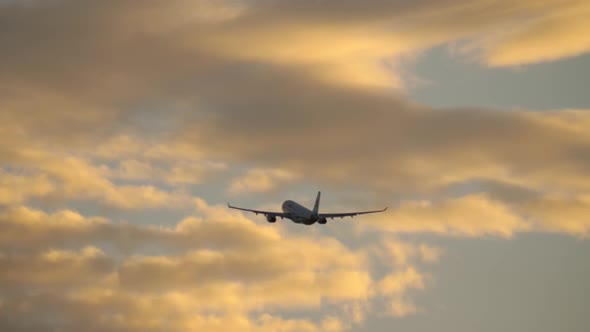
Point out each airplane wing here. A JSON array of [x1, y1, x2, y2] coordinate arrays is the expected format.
[[319, 207, 388, 219], [227, 203, 290, 218]]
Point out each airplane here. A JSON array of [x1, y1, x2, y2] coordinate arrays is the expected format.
[[227, 191, 387, 225]]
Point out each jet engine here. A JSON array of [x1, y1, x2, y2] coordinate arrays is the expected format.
[[266, 215, 277, 223], [318, 218, 327, 225]]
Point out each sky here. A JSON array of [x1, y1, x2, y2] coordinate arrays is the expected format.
[[1, 1, 590, 331]]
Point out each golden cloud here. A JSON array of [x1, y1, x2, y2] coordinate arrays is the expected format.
[[371, 238, 443, 268], [0, 0, 587, 258], [0, 201, 430, 331], [363, 194, 532, 237], [229, 168, 300, 195], [1, 0, 589, 202], [0, 171, 54, 205], [473, 1, 590, 66], [0, 247, 113, 289], [1, 1, 589, 330], [363, 192, 590, 237], [518, 194, 590, 236]]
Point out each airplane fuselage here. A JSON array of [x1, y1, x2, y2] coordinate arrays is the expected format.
[[281, 200, 322, 225]]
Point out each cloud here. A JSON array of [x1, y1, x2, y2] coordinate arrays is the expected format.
[[1, 0, 588, 129], [0, 0, 587, 246], [198, 0, 590, 76], [468, 1, 590, 66], [0, 247, 113, 290], [419, 244, 442, 263], [0, 201, 430, 331], [0, 133, 218, 208], [111, 159, 227, 185], [371, 238, 442, 267], [377, 267, 426, 317], [0, 203, 282, 253], [378, 267, 425, 296], [229, 168, 299, 195], [363, 192, 590, 237], [28, 156, 190, 209], [0, 1, 589, 330], [174, 64, 590, 197], [2, 0, 589, 204], [517, 194, 590, 236], [363, 194, 532, 237], [0, 171, 54, 205]]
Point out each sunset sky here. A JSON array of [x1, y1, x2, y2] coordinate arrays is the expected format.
[[1, 1, 590, 331]]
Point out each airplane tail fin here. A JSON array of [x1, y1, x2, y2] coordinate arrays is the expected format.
[[312, 191, 321, 215]]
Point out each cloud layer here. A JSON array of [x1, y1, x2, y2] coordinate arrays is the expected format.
[[0, 202, 435, 331], [1, 0, 589, 331]]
